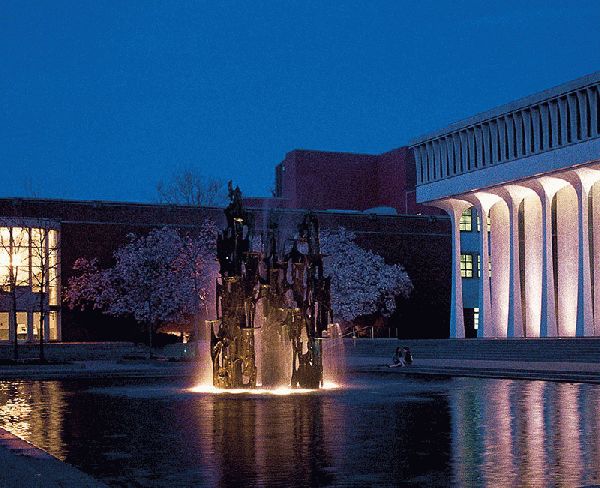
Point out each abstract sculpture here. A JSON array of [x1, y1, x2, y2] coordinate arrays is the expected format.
[[209, 183, 333, 389]]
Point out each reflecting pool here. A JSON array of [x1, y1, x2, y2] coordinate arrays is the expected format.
[[1, 374, 600, 486]]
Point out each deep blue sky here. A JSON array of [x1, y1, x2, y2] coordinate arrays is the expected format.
[[2, 1, 599, 202]]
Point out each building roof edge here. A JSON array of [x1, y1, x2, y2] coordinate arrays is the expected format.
[[408, 71, 600, 146]]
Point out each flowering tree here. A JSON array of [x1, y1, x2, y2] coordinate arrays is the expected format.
[[65, 223, 216, 347], [320, 227, 413, 324], [176, 220, 219, 339]]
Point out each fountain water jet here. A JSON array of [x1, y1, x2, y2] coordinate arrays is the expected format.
[[206, 183, 343, 390]]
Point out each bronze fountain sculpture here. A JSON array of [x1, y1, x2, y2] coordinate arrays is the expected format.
[[209, 183, 333, 389]]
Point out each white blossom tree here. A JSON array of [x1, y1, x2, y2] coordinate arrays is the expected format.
[[320, 227, 412, 324], [175, 220, 218, 340], [65, 223, 216, 347]]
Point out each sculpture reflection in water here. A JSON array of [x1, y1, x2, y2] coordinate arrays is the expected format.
[[196, 394, 341, 486], [209, 183, 338, 389]]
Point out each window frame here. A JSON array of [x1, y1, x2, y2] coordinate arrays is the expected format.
[[459, 208, 472, 232], [460, 253, 474, 278]]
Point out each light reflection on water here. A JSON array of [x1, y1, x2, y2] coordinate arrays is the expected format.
[[0, 380, 67, 459], [449, 379, 600, 487], [0, 376, 600, 486]]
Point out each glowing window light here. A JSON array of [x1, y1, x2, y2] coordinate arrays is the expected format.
[[0, 251, 22, 267], [477, 255, 491, 278], [459, 208, 472, 231], [460, 254, 473, 278]]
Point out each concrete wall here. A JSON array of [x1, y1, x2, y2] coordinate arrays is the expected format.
[[0, 342, 147, 361]]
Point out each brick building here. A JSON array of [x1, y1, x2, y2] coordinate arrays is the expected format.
[[0, 197, 451, 343], [246, 148, 442, 215]]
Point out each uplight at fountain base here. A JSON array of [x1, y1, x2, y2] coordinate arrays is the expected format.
[[188, 381, 341, 396]]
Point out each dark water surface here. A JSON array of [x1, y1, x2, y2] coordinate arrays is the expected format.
[[1, 373, 600, 487]]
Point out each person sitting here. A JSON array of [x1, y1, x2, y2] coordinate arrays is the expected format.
[[391, 346, 405, 367], [402, 347, 413, 365]]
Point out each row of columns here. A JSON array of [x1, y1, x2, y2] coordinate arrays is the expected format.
[[5, 310, 58, 343], [436, 165, 600, 338]]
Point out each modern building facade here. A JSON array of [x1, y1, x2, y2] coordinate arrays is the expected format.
[[410, 72, 600, 338], [0, 218, 61, 344]]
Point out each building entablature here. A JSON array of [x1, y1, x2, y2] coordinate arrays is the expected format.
[[410, 72, 600, 203]]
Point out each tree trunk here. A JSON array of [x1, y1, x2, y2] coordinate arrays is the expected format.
[[194, 313, 201, 360], [39, 290, 45, 362], [148, 322, 153, 352], [11, 288, 18, 361]]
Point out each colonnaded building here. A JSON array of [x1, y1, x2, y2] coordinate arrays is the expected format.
[[410, 71, 600, 339]]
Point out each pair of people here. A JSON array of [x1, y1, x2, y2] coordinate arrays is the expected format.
[[391, 346, 412, 367]]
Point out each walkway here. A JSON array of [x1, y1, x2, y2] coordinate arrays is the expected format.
[[0, 428, 106, 488], [346, 338, 600, 383]]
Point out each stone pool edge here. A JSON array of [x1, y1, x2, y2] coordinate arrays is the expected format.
[[351, 357, 600, 384], [2, 357, 600, 384], [0, 427, 107, 487], [0, 360, 197, 380]]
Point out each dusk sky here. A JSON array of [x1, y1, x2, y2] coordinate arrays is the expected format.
[[2, 1, 599, 202]]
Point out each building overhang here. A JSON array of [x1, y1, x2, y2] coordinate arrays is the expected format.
[[417, 138, 600, 203]]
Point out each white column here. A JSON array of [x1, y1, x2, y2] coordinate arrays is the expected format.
[[576, 181, 593, 336], [507, 192, 523, 337], [523, 177, 566, 337], [593, 183, 600, 335], [522, 194, 543, 337], [464, 193, 501, 337], [560, 169, 600, 336], [539, 190, 556, 336], [434, 199, 471, 338], [490, 186, 527, 337], [477, 204, 491, 337], [489, 201, 510, 337]]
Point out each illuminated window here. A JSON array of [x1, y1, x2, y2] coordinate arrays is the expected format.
[[460, 254, 474, 278], [473, 307, 480, 330], [33, 312, 43, 340], [49, 312, 58, 341], [0, 313, 8, 341], [0, 222, 60, 341], [16, 312, 27, 342], [477, 215, 491, 232], [14, 245, 30, 286], [459, 208, 472, 231], [49, 230, 59, 305], [0, 247, 9, 290], [477, 255, 492, 277]]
